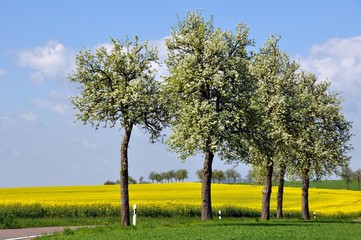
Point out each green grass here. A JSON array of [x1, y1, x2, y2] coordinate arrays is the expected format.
[[240, 179, 361, 191], [38, 217, 361, 240], [281, 180, 360, 191]]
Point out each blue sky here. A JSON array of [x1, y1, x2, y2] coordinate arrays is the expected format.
[[1, 0, 360, 187]]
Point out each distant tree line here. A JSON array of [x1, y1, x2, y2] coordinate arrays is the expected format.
[[104, 176, 145, 185], [148, 169, 188, 183], [104, 169, 191, 185], [196, 168, 241, 184]]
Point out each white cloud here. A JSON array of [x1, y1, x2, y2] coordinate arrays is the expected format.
[[31, 99, 51, 108], [148, 37, 169, 80], [51, 104, 68, 114], [73, 139, 99, 151], [0, 68, 5, 78], [299, 36, 361, 97], [30, 95, 69, 115], [93, 42, 114, 54], [81, 140, 98, 150], [17, 40, 75, 85], [0, 116, 16, 124], [0, 116, 16, 130], [11, 150, 22, 156], [299, 36, 361, 170], [149, 37, 168, 59], [21, 112, 38, 123]]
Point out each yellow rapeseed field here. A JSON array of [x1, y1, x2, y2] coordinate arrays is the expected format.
[[0, 183, 360, 218]]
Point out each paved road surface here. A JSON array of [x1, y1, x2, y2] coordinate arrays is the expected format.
[[0, 226, 81, 240]]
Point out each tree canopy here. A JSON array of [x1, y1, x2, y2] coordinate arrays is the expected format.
[[69, 36, 166, 226], [70, 37, 165, 139], [164, 11, 254, 220]]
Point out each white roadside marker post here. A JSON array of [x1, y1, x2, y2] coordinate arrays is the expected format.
[[219, 210, 222, 219], [313, 211, 316, 219], [133, 204, 137, 226]]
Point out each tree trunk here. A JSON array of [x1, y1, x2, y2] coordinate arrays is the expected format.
[[120, 128, 132, 226], [302, 168, 310, 220], [262, 159, 273, 220], [277, 165, 286, 219], [202, 149, 214, 221]]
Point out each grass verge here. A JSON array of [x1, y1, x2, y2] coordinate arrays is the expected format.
[[38, 217, 361, 240]]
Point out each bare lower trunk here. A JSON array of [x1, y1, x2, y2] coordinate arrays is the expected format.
[[302, 168, 310, 220], [201, 149, 214, 221], [120, 128, 132, 226], [262, 159, 273, 220], [277, 166, 286, 219]]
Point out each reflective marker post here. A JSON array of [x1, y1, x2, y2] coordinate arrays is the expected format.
[[218, 210, 222, 219], [133, 204, 137, 226]]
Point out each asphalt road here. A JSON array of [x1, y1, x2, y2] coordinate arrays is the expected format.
[[0, 226, 81, 240]]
